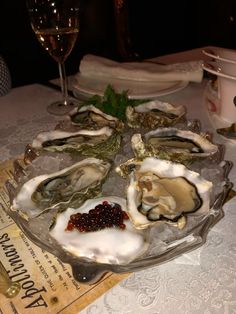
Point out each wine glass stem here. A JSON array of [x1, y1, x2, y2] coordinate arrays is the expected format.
[[0, 261, 21, 298], [58, 62, 68, 106]]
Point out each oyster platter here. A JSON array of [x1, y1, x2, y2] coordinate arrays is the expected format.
[[5, 86, 232, 284]]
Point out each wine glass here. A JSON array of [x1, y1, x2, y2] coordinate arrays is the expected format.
[[26, 0, 80, 115]]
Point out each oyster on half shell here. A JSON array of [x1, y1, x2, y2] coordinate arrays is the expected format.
[[131, 128, 218, 164], [11, 157, 111, 219], [31, 126, 122, 159], [126, 100, 186, 129], [50, 196, 149, 265], [68, 105, 124, 131], [116, 157, 212, 229]]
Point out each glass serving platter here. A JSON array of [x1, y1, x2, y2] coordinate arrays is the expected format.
[[4, 120, 233, 284]]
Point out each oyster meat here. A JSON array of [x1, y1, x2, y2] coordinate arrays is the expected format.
[[31, 126, 122, 159], [67, 105, 124, 131], [126, 100, 186, 129], [117, 157, 212, 229], [50, 196, 149, 264], [12, 158, 111, 219], [131, 128, 218, 164]]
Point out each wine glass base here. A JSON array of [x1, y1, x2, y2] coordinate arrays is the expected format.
[[47, 99, 80, 116]]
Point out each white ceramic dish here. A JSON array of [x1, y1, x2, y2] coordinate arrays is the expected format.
[[203, 61, 236, 81], [72, 74, 189, 99], [202, 47, 236, 64]]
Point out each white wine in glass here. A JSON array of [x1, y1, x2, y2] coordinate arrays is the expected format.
[[26, 0, 80, 115]]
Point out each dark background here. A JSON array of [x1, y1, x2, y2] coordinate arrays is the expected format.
[[1, 0, 236, 88]]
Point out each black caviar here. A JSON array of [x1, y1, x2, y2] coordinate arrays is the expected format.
[[66, 201, 129, 232]]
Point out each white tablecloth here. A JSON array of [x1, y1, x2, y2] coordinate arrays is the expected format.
[[1, 49, 236, 314]]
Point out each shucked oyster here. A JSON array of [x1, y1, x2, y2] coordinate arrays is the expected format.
[[126, 100, 186, 129], [12, 157, 111, 219], [50, 196, 149, 264], [131, 128, 218, 164], [116, 157, 212, 229], [67, 105, 124, 131], [31, 126, 121, 159]]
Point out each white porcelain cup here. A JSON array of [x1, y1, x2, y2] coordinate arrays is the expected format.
[[215, 47, 236, 62], [217, 76, 236, 123], [217, 59, 236, 77], [203, 46, 236, 63], [203, 46, 236, 77]]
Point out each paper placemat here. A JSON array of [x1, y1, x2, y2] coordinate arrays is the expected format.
[[0, 160, 129, 314]]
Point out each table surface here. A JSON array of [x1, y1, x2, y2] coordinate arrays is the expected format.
[[1, 48, 236, 314]]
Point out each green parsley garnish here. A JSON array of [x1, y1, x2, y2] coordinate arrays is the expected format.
[[82, 85, 148, 121]]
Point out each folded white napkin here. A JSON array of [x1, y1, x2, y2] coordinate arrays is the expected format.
[[79, 54, 203, 83]]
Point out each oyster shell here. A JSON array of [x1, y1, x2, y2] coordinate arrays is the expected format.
[[131, 128, 218, 164], [126, 100, 186, 129], [50, 196, 149, 264], [11, 158, 111, 219], [68, 105, 124, 131], [117, 157, 212, 229], [216, 122, 236, 139], [31, 126, 122, 159]]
